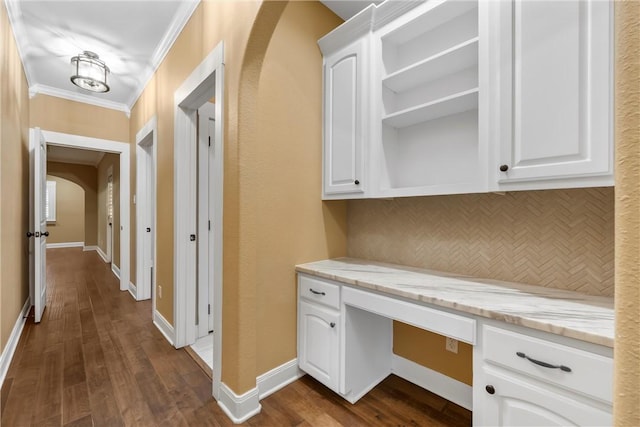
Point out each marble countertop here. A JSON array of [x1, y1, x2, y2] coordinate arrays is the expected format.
[[296, 258, 614, 347]]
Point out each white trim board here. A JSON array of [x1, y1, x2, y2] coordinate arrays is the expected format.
[[257, 359, 304, 400], [128, 281, 137, 300], [0, 299, 30, 388], [391, 354, 473, 411], [218, 383, 261, 425], [96, 246, 108, 263], [83, 245, 98, 252], [111, 263, 121, 280], [46, 241, 83, 249], [153, 311, 175, 346], [41, 130, 130, 293]]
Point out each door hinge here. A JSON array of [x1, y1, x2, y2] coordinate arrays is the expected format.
[[208, 304, 211, 315], [208, 136, 211, 147], [208, 220, 211, 231]]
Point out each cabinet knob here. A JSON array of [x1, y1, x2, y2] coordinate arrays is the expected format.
[[354, 179, 360, 185], [499, 165, 509, 172], [485, 385, 495, 395], [42, 231, 50, 237], [330, 322, 336, 328]]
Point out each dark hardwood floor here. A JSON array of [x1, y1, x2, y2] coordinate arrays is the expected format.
[[1, 248, 471, 426]]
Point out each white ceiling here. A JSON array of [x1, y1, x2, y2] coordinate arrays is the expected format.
[[5, 0, 199, 115], [320, 0, 381, 21], [48, 145, 105, 167], [6, 0, 372, 116]]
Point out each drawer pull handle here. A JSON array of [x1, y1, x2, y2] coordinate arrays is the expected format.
[[309, 288, 326, 296], [516, 352, 572, 372]]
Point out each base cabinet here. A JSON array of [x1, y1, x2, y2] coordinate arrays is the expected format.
[[298, 300, 340, 392], [479, 368, 612, 426]]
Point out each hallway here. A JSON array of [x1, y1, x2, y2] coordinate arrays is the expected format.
[[0, 248, 225, 426]]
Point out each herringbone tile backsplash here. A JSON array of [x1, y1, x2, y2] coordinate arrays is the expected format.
[[348, 188, 614, 297]]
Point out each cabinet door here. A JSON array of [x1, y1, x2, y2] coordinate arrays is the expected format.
[[479, 368, 611, 426], [323, 39, 367, 197], [493, 0, 612, 185], [298, 301, 340, 391]]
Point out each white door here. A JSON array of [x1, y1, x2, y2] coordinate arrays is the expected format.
[[493, 0, 612, 183], [480, 368, 611, 426], [106, 168, 114, 263], [29, 128, 48, 323], [197, 102, 215, 338], [136, 139, 155, 301], [323, 39, 367, 196], [298, 301, 340, 392]]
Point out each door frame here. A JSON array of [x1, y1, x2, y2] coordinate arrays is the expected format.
[[41, 130, 131, 292], [135, 116, 158, 303], [174, 41, 224, 400]]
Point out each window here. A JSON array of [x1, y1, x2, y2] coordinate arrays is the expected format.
[[107, 176, 113, 221], [46, 180, 57, 222]]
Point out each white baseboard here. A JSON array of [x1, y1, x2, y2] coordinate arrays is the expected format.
[[46, 241, 83, 249], [0, 299, 30, 388], [218, 383, 261, 424], [257, 358, 304, 400], [153, 310, 175, 346], [96, 246, 108, 263], [391, 354, 473, 411], [83, 245, 98, 252], [111, 263, 121, 280], [128, 281, 137, 300]]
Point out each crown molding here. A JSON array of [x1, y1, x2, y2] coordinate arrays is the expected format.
[[126, 0, 200, 110], [4, 0, 35, 87], [318, 4, 375, 55], [30, 84, 131, 116]]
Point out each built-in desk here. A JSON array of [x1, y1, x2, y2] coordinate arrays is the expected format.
[[296, 258, 614, 426]]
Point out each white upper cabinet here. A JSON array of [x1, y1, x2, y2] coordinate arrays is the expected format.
[[373, 0, 488, 197], [318, 0, 613, 199], [490, 0, 613, 190], [322, 39, 368, 198]]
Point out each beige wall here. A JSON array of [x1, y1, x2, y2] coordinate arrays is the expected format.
[[254, 1, 346, 375], [97, 154, 120, 267], [614, 2, 640, 424], [30, 94, 129, 142], [0, 2, 30, 352], [45, 176, 85, 244], [130, 0, 346, 392], [47, 162, 98, 246]]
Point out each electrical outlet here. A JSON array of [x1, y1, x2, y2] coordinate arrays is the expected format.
[[158, 285, 162, 299], [445, 337, 458, 354]]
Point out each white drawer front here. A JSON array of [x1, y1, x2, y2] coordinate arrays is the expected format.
[[299, 274, 340, 310], [483, 325, 612, 404], [343, 286, 476, 344]]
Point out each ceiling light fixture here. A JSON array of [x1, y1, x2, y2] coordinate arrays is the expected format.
[[70, 51, 110, 93]]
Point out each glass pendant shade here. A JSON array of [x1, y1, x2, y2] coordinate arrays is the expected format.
[[70, 51, 110, 93]]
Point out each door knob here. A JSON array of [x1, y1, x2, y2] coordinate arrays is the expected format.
[[330, 322, 336, 328], [499, 165, 509, 172], [354, 179, 360, 185], [485, 385, 495, 395], [42, 231, 50, 237], [26, 231, 34, 238]]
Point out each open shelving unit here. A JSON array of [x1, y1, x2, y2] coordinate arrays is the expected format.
[[376, 0, 481, 196]]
